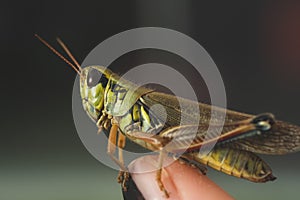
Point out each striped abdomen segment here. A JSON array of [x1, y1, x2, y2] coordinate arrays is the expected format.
[[184, 147, 276, 182]]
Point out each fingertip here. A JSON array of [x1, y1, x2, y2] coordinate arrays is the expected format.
[[126, 155, 234, 200], [165, 161, 234, 200]]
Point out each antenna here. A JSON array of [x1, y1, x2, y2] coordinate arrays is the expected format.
[[35, 34, 81, 75]]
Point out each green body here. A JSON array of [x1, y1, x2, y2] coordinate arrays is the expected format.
[[80, 65, 300, 183]]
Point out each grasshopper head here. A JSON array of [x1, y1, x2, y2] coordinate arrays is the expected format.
[[80, 66, 112, 122]]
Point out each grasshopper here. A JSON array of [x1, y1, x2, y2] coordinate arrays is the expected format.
[[36, 35, 300, 198]]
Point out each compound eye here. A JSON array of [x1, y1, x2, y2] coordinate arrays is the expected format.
[[87, 68, 103, 88]]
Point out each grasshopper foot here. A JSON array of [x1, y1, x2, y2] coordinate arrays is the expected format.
[[118, 171, 130, 191]]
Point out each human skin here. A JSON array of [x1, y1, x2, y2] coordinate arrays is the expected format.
[[127, 155, 234, 200]]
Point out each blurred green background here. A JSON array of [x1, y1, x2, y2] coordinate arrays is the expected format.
[[1, 0, 300, 199]]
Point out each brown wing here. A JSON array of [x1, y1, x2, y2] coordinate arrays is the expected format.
[[140, 91, 300, 155], [226, 120, 300, 154], [141, 91, 252, 126]]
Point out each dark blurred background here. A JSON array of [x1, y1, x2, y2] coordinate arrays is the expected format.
[[1, 0, 300, 199]]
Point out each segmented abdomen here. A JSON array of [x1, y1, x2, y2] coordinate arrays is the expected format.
[[184, 147, 276, 182]]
